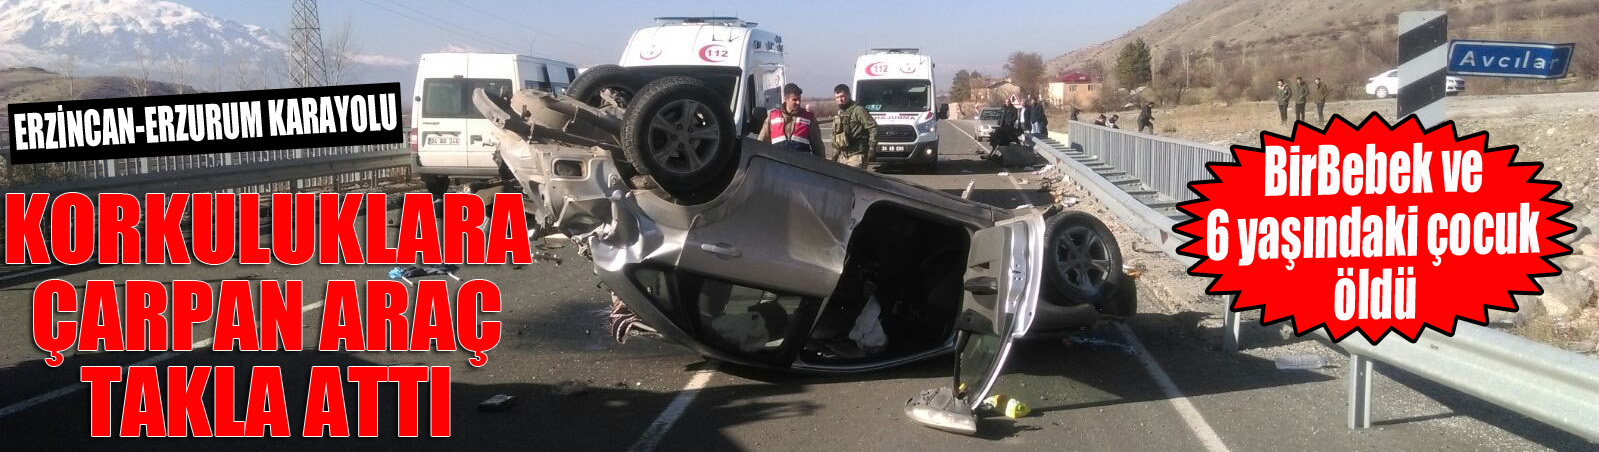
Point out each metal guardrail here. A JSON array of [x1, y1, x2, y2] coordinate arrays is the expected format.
[[1067, 121, 1232, 204], [1039, 121, 1599, 443], [1320, 324, 1599, 441]]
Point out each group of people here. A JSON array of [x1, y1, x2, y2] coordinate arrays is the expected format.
[[989, 95, 1049, 147], [1082, 101, 1156, 134], [1276, 76, 1330, 125], [756, 83, 879, 169]]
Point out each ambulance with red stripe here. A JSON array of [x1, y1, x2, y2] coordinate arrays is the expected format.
[[853, 48, 947, 173], [613, 17, 788, 137]]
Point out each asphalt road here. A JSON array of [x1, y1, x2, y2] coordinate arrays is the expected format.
[[0, 120, 1591, 451]]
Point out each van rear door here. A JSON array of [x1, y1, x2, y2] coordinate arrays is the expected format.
[[417, 76, 513, 171]]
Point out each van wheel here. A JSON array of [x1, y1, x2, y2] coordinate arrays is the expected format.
[[566, 64, 645, 111], [1042, 211, 1130, 316], [621, 76, 739, 197]]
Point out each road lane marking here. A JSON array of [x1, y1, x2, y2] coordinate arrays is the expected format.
[[627, 369, 716, 452], [0, 300, 326, 419], [1116, 323, 1231, 452]]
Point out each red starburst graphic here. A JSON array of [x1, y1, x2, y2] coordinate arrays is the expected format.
[[1174, 114, 1573, 343]]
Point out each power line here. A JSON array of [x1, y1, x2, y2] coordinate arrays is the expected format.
[[349, 0, 521, 52], [436, 0, 603, 53], [374, 0, 525, 51]]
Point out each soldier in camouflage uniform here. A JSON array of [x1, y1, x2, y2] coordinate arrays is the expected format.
[[831, 84, 878, 169]]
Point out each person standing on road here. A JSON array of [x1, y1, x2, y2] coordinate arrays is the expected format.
[[831, 84, 878, 169], [992, 97, 1022, 146], [1028, 96, 1048, 136], [1107, 114, 1121, 129], [758, 83, 826, 158], [1276, 79, 1291, 125], [1092, 114, 1106, 126], [1314, 77, 1329, 123], [1137, 101, 1156, 134], [1069, 104, 1081, 122], [1294, 76, 1309, 122]]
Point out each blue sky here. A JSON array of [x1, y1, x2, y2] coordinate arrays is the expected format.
[[185, 0, 1185, 91]]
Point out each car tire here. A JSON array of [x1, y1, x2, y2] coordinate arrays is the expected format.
[[1375, 86, 1389, 99], [1041, 211, 1130, 316], [620, 76, 739, 198], [566, 64, 646, 111]]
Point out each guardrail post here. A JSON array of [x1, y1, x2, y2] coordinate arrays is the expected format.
[[1222, 298, 1241, 353], [1348, 354, 1374, 429]]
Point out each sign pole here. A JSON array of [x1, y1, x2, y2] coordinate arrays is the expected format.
[[1398, 11, 1448, 127]]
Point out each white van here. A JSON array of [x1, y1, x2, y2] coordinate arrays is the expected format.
[[602, 17, 786, 136], [853, 48, 946, 173], [410, 53, 578, 195]]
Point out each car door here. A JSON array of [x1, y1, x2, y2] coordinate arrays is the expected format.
[[907, 212, 1045, 435], [955, 212, 1045, 392]]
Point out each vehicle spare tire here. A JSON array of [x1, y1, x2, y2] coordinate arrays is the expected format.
[[565, 64, 645, 111], [1041, 210, 1132, 316], [620, 76, 739, 198]]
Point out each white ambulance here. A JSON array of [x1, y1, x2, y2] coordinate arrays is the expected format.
[[852, 48, 947, 173], [409, 53, 578, 196], [588, 17, 787, 137]]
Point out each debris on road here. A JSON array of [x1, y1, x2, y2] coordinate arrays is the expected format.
[[388, 264, 463, 285], [980, 394, 1032, 419], [1060, 197, 1080, 207], [553, 380, 589, 396], [534, 250, 563, 265], [1274, 354, 1334, 370], [1018, 178, 1030, 185], [478, 394, 519, 412], [1063, 333, 1138, 355], [998, 171, 1010, 176], [1123, 264, 1145, 279]]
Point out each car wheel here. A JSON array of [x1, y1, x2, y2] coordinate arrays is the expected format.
[[1042, 211, 1130, 316], [621, 76, 739, 198], [1375, 86, 1389, 99], [566, 64, 645, 111]]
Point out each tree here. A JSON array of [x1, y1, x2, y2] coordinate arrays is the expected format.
[[1115, 38, 1153, 90], [324, 18, 363, 85], [1004, 52, 1045, 96], [51, 53, 83, 100], [125, 47, 155, 97], [950, 70, 971, 102], [162, 57, 193, 94]]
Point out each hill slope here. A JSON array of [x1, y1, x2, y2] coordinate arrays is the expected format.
[[1047, 0, 1598, 102]]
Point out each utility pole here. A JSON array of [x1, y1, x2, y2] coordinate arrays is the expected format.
[[289, 0, 328, 88]]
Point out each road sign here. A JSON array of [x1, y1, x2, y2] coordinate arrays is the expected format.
[[1448, 40, 1575, 79]]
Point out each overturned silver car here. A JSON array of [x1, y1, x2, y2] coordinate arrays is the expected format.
[[471, 69, 1132, 434]]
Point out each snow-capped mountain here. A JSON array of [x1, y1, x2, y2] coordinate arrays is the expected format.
[[0, 0, 287, 71]]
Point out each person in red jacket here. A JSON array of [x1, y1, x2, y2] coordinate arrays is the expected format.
[[758, 83, 826, 158]]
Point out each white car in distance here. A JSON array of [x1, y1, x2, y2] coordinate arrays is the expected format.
[[1365, 69, 1465, 99]]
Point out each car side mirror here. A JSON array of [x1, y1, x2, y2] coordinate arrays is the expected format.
[[746, 107, 768, 135], [936, 103, 949, 120]]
